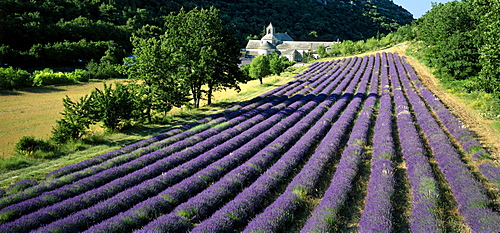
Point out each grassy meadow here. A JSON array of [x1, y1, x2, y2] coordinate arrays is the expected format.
[[0, 82, 110, 158]]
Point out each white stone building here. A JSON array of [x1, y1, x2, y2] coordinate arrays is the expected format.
[[244, 23, 333, 61]]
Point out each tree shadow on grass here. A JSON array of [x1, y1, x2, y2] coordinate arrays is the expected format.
[[0, 86, 67, 95], [20, 86, 67, 94]]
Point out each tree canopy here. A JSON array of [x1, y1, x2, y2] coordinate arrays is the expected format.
[[125, 7, 247, 110], [415, 0, 500, 95]]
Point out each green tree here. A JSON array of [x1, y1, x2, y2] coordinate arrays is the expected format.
[[417, 1, 479, 81], [125, 29, 190, 117], [316, 45, 329, 58], [162, 7, 245, 108], [249, 55, 270, 84], [90, 82, 140, 131], [127, 7, 244, 109], [269, 52, 287, 75]]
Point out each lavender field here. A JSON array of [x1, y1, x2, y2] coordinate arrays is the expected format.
[[0, 52, 499, 232]]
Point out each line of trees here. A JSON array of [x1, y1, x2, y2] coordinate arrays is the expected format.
[[415, 0, 500, 95]]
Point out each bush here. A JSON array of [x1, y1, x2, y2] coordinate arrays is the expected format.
[[0, 67, 32, 89], [69, 69, 90, 82], [86, 60, 126, 79], [15, 136, 55, 156], [90, 82, 141, 131], [32, 68, 76, 86]]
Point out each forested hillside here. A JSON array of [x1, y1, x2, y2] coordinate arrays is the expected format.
[[414, 0, 500, 110], [0, 0, 412, 68]]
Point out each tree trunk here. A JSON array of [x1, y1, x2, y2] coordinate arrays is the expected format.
[[207, 84, 213, 105]]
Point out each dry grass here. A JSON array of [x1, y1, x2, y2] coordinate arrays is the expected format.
[[0, 81, 111, 158]]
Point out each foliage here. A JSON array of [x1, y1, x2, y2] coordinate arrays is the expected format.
[[70, 69, 90, 82], [51, 82, 143, 141], [249, 55, 271, 84], [162, 7, 247, 108], [126, 7, 245, 109], [247, 52, 295, 84], [320, 25, 416, 58], [125, 31, 190, 115], [416, 1, 479, 81], [473, 0, 500, 93], [32, 68, 76, 86], [0, 67, 32, 89], [90, 83, 141, 131], [86, 60, 125, 80], [0, 0, 412, 68], [0, 156, 34, 171], [51, 94, 96, 143], [15, 136, 55, 156], [414, 0, 500, 101]]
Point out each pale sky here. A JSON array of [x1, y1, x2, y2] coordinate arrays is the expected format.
[[392, 0, 455, 18]]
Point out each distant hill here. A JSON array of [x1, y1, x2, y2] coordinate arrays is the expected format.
[[0, 0, 413, 68]]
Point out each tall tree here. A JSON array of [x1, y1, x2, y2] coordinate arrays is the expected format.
[[125, 26, 190, 121], [161, 7, 246, 108], [126, 7, 246, 109], [416, 1, 479, 81]]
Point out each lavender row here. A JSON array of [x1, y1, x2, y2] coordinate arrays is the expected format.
[[2, 58, 352, 233], [0, 72, 312, 211], [36, 89, 322, 233], [95, 62, 350, 232], [0, 92, 296, 223], [182, 57, 365, 232], [478, 162, 500, 190], [0, 56, 331, 212], [399, 56, 500, 190], [56, 57, 354, 231], [394, 53, 500, 232], [0, 67, 328, 225], [243, 55, 377, 232], [44, 63, 312, 180], [300, 54, 385, 232], [0, 72, 332, 231], [358, 52, 396, 232], [400, 56, 488, 158], [390, 53, 441, 231]]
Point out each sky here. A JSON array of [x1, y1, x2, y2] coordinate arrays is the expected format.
[[392, 0, 455, 18]]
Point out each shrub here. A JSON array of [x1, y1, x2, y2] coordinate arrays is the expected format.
[[69, 69, 90, 82], [0, 67, 32, 89], [15, 136, 55, 156], [32, 68, 76, 86], [90, 82, 141, 131], [86, 60, 126, 79], [51, 94, 97, 143]]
